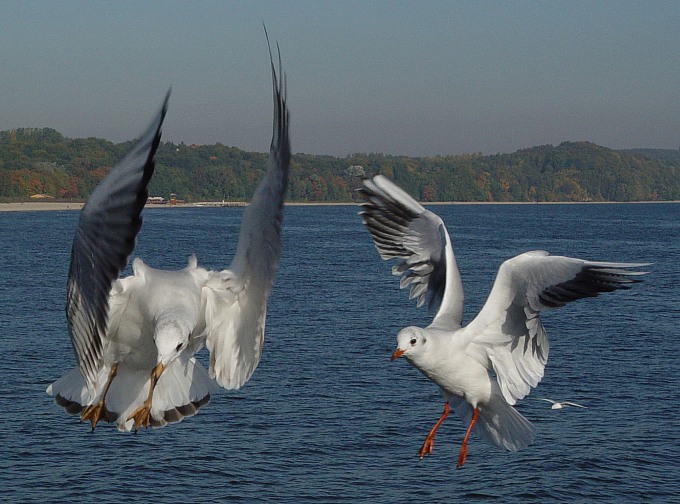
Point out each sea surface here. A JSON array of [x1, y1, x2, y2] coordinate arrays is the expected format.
[[1, 203, 678, 503]]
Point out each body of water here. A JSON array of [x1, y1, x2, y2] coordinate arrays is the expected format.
[[1, 203, 678, 502]]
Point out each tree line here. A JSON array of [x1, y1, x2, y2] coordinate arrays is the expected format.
[[2, 127, 679, 202]]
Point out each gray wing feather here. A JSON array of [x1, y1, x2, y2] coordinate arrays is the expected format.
[[66, 92, 169, 387], [358, 175, 464, 327], [205, 39, 290, 390], [230, 38, 290, 280], [466, 250, 650, 404]]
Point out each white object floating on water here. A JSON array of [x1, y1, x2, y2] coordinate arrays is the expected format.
[[47, 43, 290, 432], [358, 174, 650, 468], [538, 398, 588, 409]]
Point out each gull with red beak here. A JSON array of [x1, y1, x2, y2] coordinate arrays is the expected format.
[[359, 174, 649, 468]]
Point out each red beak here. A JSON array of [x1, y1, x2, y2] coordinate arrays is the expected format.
[[391, 348, 405, 361]]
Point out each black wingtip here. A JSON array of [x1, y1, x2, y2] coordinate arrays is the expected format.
[[263, 22, 271, 54], [138, 89, 170, 191], [263, 23, 280, 85], [263, 26, 290, 177], [162, 88, 171, 117], [154, 88, 171, 138]]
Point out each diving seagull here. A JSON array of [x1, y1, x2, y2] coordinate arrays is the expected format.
[[538, 398, 587, 409], [358, 174, 648, 468], [47, 44, 290, 432]]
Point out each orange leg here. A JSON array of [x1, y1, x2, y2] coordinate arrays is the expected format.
[[127, 362, 165, 431], [456, 407, 479, 469], [418, 402, 450, 460], [80, 363, 118, 431]]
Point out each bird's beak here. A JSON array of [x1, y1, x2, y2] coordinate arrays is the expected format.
[[152, 362, 166, 382], [391, 348, 405, 361]]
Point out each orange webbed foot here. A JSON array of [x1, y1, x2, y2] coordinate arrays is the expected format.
[[80, 402, 107, 431], [127, 401, 153, 431], [418, 435, 435, 460]]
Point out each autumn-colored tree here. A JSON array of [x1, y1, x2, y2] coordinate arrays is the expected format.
[[2, 128, 680, 202]]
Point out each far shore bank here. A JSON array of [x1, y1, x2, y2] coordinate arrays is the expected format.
[[1, 200, 679, 212]]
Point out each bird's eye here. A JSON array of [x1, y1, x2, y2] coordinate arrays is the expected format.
[[410, 338, 417, 346], [176, 342, 184, 352]]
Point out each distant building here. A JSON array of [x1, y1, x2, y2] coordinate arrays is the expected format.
[[168, 193, 185, 205]]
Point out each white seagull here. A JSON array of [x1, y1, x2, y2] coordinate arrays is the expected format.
[[358, 175, 648, 468], [538, 398, 587, 409], [47, 46, 290, 432]]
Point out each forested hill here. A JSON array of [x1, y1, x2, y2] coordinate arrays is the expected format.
[[1, 127, 679, 202]]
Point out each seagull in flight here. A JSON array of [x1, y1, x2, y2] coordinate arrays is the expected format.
[[358, 174, 648, 468], [47, 41, 290, 432], [538, 398, 587, 409]]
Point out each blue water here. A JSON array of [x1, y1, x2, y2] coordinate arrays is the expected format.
[[1, 203, 679, 502]]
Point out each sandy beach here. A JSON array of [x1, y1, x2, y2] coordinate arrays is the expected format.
[[0, 201, 86, 212], [0, 201, 357, 211], [1, 200, 678, 212]]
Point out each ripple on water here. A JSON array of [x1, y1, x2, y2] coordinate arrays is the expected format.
[[1, 204, 679, 502]]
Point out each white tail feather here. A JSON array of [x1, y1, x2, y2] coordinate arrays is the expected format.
[[47, 366, 104, 408], [47, 355, 218, 431], [450, 395, 535, 452]]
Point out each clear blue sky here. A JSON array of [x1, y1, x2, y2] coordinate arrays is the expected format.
[[1, 0, 678, 157]]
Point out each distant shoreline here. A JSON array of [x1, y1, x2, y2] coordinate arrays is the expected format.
[[1, 200, 679, 212]]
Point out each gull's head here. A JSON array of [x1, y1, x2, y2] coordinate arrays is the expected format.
[[154, 320, 191, 366], [391, 326, 427, 362]]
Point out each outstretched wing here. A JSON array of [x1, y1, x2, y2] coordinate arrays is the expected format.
[[464, 250, 649, 404], [66, 91, 169, 388], [203, 39, 290, 390], [358, 175, 464, 329]]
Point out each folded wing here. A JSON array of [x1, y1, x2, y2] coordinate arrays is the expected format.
[[203, 45, 290, 390], [358, 175, 464, 329], [66, 92, 169, 389], [464, 250, 649, 404]]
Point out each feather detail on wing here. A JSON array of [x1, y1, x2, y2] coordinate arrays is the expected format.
[[105, 274, 144, 346], [464, 250, 650, 404], [229, 35, 289, 282], [203, 37, 290, 390], [202, 272, 266, 389], [357, 175, 464, 328], [66, 91, 169, 389]]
